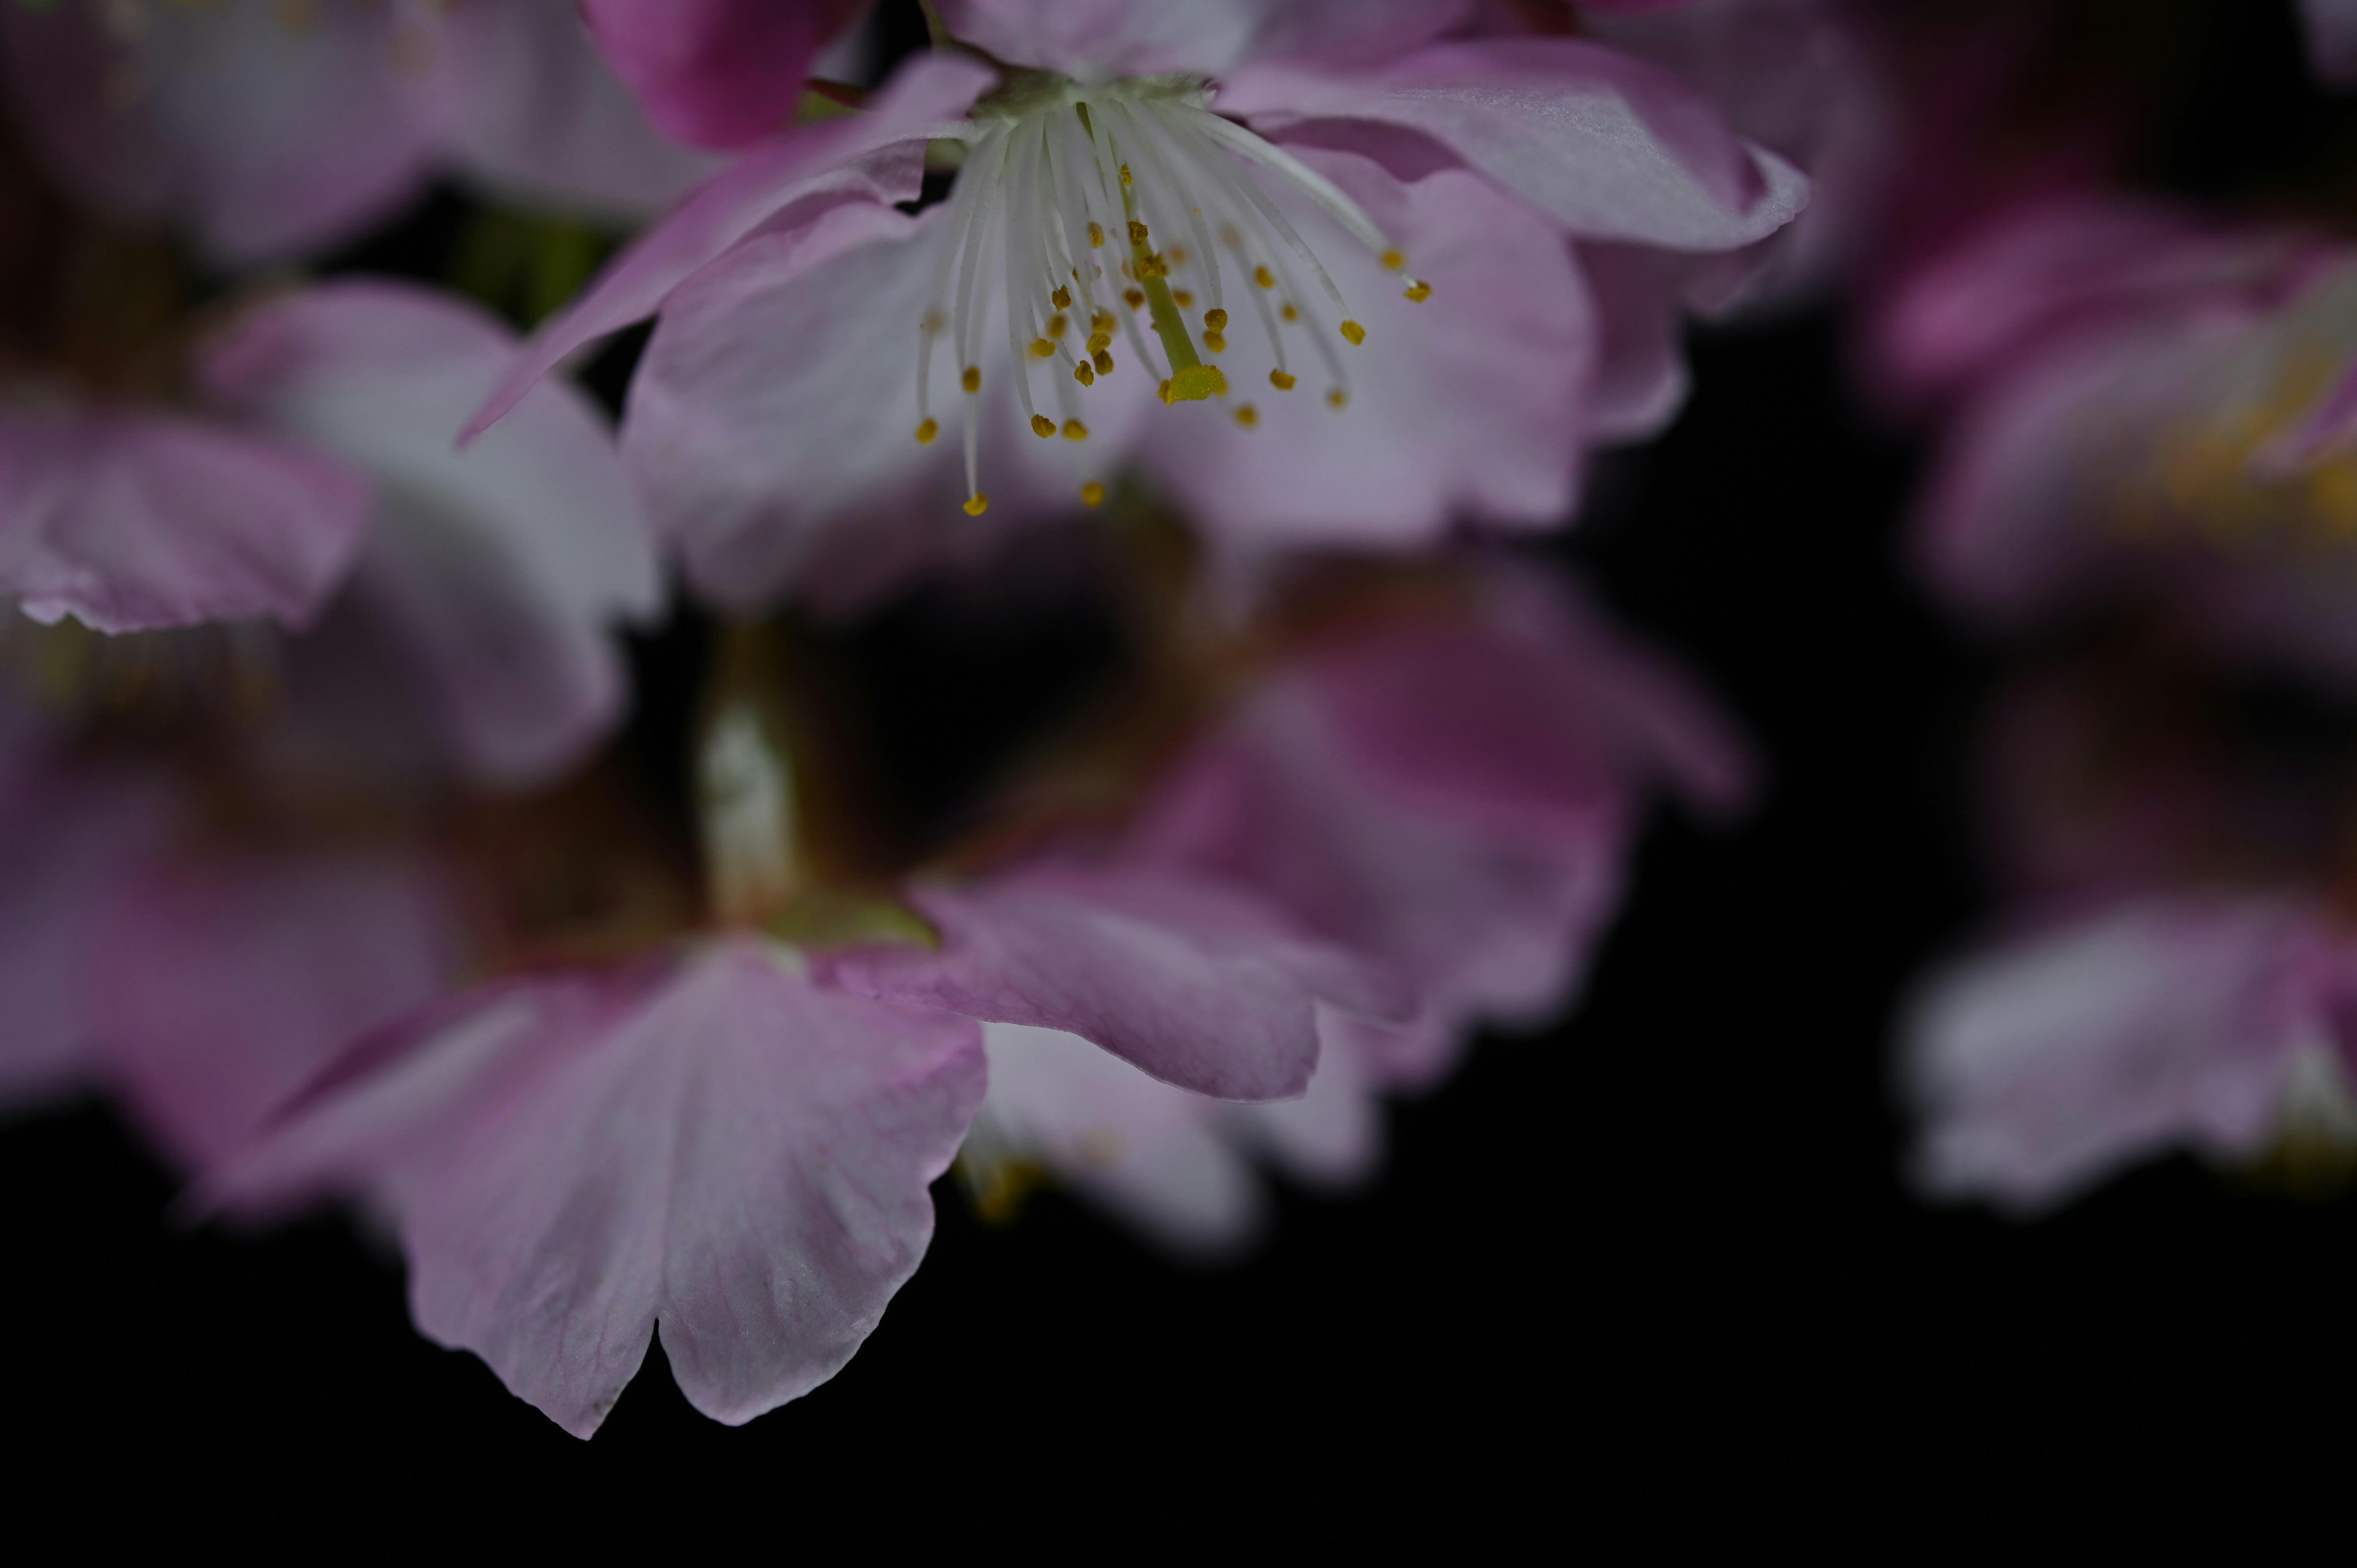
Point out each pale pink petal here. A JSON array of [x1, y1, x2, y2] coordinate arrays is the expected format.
[[0, 0, 436, 264], [0, 739, 175, 1108], [215, 941, 985, 1438], [1217, 37, 1807, 250], [623, 199, 1154, 611], [1905, 900, 2336, 1211], [1579, 244, 1692, 442], [463, 53, 994, 441], [1136, 149, 1593, 554], [1223, 1013, 1385, 1189], [430, 0, 725, 222], [201, 280, 660, 786], [87, 852, 463, 1170], [975, 1021, 1266, 1257], [580, 0, 865, 149], [0, 407, 370, 635], [2302, 0, 2357, 86], [821, 865, 1408, 1102], [939, 0, 1469, 77]]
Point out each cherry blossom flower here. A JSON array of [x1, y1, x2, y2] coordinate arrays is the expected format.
[[578, 0, 870, 149], [472, 0, 1808, 607]]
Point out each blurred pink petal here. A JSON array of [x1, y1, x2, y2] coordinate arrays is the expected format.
[[0, 0, 436, 265], [201, 280, 660, 786], [822, 865, 1408, 1102], [463, 53, 994, 441], [1905, 899, 2348, 1211], [938, 0, 1471, 78], [0, 407, 370, 634], [2301, 0, 2357, 86], [579, 0, 865, 149], [216, 942, 985, 1438], [88, 852, 464, 1170]]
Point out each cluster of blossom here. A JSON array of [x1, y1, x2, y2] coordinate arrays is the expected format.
[[1886, 0, 2357, 1207]]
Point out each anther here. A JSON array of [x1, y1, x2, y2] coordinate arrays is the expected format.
[[1062, 420, 1089, 441], [1088, 222, 1105, 249], [1074, 361, 1097, 386], [1086, 330, 1113, 354], [1326, 388, 1349, 409], [1269, 370, 1296, 390], [1204, 309, 1229, 333], [961, 366, 982, 393], [1168, 246, 1189, 267], [1340, 321, 1366, 346], [1091, 309, 1115, 334], [1203, 331, 1227, 353], [1173, 290, 1194, 309], [1029, 339, 1056, 358], [1403, 282, 1432, 303], [1123, 288, 1145, 309], [1093, 350, 1115, 375], [1031, 415, 1056, 439], [1253, 266, 1275, 289], [1047, 314, 1068, 337], [1382, 249, 1406, 272], [1120, 164, 1133, 187], [1051, 286, 1072, 311], [1081, 481, 1107, 508], [964, 493, 990, 516], [1128, 220, 1151, 247], [1281, 303, 1299, 322], [1234, 404, 1260, 429], [915, 418, 940, 444]]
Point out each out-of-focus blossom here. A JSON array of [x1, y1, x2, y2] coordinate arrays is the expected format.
[[924, 562, 1749, 1254], [1886, 195, 2357, 684], [579, 0, 870, 149], [2301, 0, 2357, 87], [0, 0, 719, 264], [1906, 647, 2357, 1209], [470, 0, 1808, 607]]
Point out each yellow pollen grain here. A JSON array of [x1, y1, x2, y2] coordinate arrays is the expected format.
[[1234, 404, 1260, 429], [1168, 246, 1189, 267], [964, 493, 990, 516], [1051, 286, 1072, 311], [1047, 314, 1068, 338], [1404, 281, 1432, 303], [1088, 222, 1105, 249], [1120, 164, 1133, 187], [1029, 338, 1056, 359], [1093, 349, 1115, 375], [1204, 309, 1229, 333], [1327, 388, 1349, 409], [1269, 369, 1296, 390], [1340, 320, 1366, 346], [1202, 331, 1227, 353], [1086, 330, 1113, 354], [1074, 361, 1096, 386], [1062, 419, 1089, 441], [1123, 288, 1145, 310], [915, 418, 939, 444], [1081, 481, 1107, 508], [1281, 303, 1300, 322], [1129, 220, 1150, 247], [1382, 249, 1406, 272], [1031, 414, 1056, 439], [1253, 266, 1275, 289], [961, 366, 981, 394], [1173, 290, 1194, 309]]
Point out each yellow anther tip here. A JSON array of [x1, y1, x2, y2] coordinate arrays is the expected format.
[[915, 418, 939, 445], [1253, 266, 1275, 289], [961, 366, 981, 394], [1062, 419, 1089, 441], [1340, 320, 1367, 346], [964, 493, 990, 516], [1326, 388, 1349, 409], [1382, 249, 1407, 271], [1051, 287, 1072, 310], [1120, 164, 1133, 186], [1280, 303, 1299, 322], [1403, 281, 1433, 303], [1080, 481, 1107, 508], [1204, 308, 1229, 332], [1029, 339, 1056, 359], [1047, 314, 1069, 336], [1234, 404, 1260, 429], [1087, 222, 1105, 249], [1093, 350, 1115, 374], [1123, 288, 1145, 309], [1087, 331, 1112, 354], [1128, 220, 1150, 245], [1173, 290, 1194, 308], [1269, 369, 1296, 390], [1031, 414, 1056, 439], [1074, 362, 1096, 386], [1203, 331, 1227, 354]]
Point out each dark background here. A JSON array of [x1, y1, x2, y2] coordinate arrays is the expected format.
[[6, 1, 2355, 1546]]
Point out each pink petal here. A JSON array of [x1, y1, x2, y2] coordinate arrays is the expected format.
[[0, 407, 371, 635], [2302, 0, 2357, 86], [1217, 37, 1807, 250], [463, 52, 994, 441], [215, 941, 986, 1438], [821, 865, 1408, 1102], [1905, 899, 2334, 1210], [87, 852, 463, 1171], [0, 0, 436, 264], [201, 280, 660, 786], [937, 0, 1469, 77], [430, 0, 724, 221], [579, 0, 865, 150], [1134, 149, 1594, 553]]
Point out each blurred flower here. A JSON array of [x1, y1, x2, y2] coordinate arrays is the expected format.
[[469, 0, 1808, 608], [2301, 0, 2357, 87], [579, 0, 870, 149], [0, 0, 721, 265]]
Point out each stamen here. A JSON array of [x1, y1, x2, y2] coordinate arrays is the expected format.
[[915, 418, 940, 444], [1053, 286, 1072, 310], [1081, 481, 1107, 507], [1088, 222, 1105, 248], [1062, 420, 1089, 441], [1074, 362, 1097, 385], [1270, 371, 1296, 390], [1403, 282, 1432, 303], [1234, 404, 1260, 428], [1340, 321, 1366, 346], [1255, 266, 1276, 289], [962, 366, 982, 393], [965, 493, 990, 516], [1031, 415, 1056, 439]]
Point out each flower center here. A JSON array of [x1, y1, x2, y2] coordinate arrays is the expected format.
[[913, 74, 1429, 515]]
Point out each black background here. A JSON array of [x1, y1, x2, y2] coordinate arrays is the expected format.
[[6, 1, 2355, 1548]]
